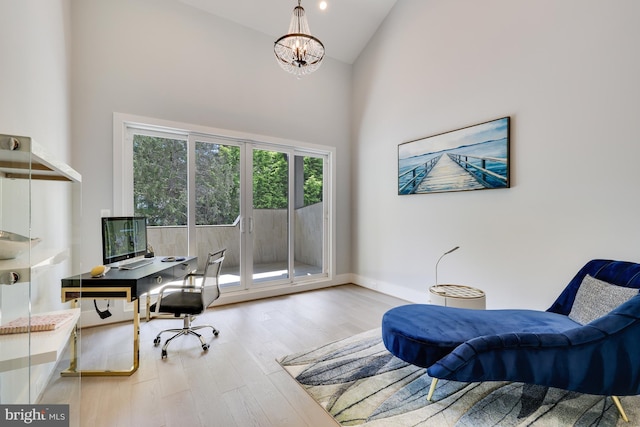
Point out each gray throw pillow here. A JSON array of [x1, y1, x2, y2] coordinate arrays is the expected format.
[[568, 274, 639, 325]]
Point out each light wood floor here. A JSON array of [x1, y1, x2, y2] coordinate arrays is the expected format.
[[40, 284, 407, 427]]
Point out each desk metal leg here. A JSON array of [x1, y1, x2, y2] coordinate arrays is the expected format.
[[67, 323, 78, 372], [61, 299, 140, 377]]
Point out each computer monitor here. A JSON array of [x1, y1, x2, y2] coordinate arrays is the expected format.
[[101, 216, 148, 266]]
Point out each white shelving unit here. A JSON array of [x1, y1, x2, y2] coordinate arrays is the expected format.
[[0, 133, 82, 404], [0, 308, 80, 372]]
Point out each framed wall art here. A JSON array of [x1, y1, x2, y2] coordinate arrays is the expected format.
[[398, 117, 510, 195]]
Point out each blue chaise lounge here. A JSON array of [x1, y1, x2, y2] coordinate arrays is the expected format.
[[381, 259, 640, 422]]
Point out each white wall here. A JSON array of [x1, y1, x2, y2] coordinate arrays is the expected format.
[[0, 0, 72, 159], [352, 0, 640, 310], [0, 0, 76, 404], [0, 0, 74, 319], [70, 0, 352, 277]]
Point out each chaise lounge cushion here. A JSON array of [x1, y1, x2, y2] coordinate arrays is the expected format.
[[382, 304, 581, 369]]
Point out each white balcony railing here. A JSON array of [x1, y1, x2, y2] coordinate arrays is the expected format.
[[146, 203, 323, 275]]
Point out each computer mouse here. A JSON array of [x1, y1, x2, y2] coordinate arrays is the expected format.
[[162, 256, 176, 262]]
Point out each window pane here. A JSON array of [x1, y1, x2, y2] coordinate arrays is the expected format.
[[133, 135, 187, 226], [195, 142, 240, 225], [295, 154, 324, 277], [253, 149, 289, 283], [303, 156, 323, 207], [253, 150, 289, 209], [194, 140, 241, 290]]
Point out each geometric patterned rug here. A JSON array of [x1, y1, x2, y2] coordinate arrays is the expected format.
[[278, 329, 634, 426]]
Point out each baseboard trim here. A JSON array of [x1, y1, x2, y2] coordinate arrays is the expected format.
[[215, 273, 352, 306], [350, 274, 427, 304]]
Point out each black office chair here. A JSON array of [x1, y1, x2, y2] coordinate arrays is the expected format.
[[151, 248, 225, 359]]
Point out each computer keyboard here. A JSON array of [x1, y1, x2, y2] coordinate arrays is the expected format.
[[119, 259, 153, 270]]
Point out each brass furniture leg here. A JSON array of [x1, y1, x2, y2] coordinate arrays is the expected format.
[[146, 293, 151, 322], [426, 379, 629, 423], [61, 299, 140, 377], [427, 378, 438, 401], [611, 396, 629, 422]]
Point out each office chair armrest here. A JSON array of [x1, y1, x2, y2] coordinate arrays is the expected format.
[[182, 272, 203, 284], [157, 283, 197, 293]]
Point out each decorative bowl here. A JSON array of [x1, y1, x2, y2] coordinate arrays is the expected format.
[[0, 231, 41, 260]]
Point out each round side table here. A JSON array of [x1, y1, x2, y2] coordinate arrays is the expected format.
[[429, 284, 486, 309]]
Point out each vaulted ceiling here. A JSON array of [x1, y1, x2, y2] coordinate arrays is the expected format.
[[177, 0, 398, 64]]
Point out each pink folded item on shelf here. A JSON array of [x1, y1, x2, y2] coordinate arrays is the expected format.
[[0, 311, 75, 335]]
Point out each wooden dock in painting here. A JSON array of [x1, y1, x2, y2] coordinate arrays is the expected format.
[[398, 152, 508, 194], [415, 154, 485, 193]]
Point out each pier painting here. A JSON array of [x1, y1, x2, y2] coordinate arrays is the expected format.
[[398, 117, 510, 195]]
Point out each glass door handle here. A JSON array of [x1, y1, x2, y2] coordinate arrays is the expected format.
[[240, 217, 254, 233]]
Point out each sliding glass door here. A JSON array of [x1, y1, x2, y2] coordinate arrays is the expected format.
[[132, 131, 189, 257], [292, 153, 325, 279], [248, 147, 327, 287], [250, 147, 291, 286], [192, 135, 242, 289], [125, 123, 329, 293]]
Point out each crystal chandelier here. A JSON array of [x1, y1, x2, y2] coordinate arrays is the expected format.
[[274, 0, 325, 77]]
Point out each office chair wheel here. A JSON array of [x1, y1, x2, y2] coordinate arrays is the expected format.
[[213, 330, 219, 336], [161, 349, 167, 359], [153, 336, 161, 346], [202, 343, 209, 351]]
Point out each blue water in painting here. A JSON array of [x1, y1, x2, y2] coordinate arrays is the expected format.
[[398, 138, 508, 192]]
